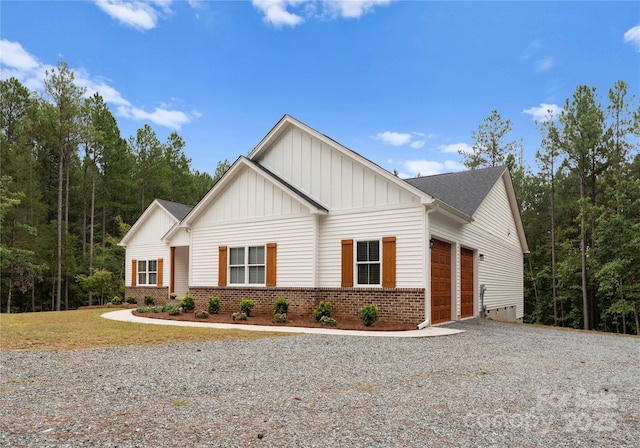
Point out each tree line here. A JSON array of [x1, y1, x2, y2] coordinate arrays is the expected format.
[[2, 65, 638, 335], [1, 62, 228, 313]]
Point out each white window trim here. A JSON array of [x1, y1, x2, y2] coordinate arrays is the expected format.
[[137, 259, 158, 286], [355, 239, 381, 287], [228, 245, 266, 286]]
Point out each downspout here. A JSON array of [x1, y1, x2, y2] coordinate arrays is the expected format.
[[418, 204, 438, 330]]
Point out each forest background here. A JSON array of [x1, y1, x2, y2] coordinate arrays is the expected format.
[[1, 63, 638, 335]]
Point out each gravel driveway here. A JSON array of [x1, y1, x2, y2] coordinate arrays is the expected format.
[[1, 319, 638, 447]]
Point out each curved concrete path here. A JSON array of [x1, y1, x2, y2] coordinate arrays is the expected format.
[[102, 309, 464, 338]]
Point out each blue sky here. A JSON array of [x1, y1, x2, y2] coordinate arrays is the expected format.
[[1, 1, 638, 177]]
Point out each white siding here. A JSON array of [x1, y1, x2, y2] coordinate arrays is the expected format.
[[125, 207, 175, 286], [429, 177, 524, 319], [258, 126, 419, 211], [196, 165, 309, 226], [190, 215, 315, 287], [318, 205, 425, 288], [174, 246, 189, 298]]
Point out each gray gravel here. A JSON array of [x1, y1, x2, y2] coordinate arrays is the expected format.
[[1, 319, 638, 447]]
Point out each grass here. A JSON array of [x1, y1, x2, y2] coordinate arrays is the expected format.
[[0, 308, 286, 351]]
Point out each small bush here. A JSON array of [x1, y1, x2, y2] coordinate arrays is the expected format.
[[232, 312, 247, 321], [168, 306, 182, 316], [151, 306, 164, 313], [207, 297, 220, 314], [195, 309, 209, 319], [273, 297, 289, 315], [360, 304, 379, 327], [272, 313, 288, 323], [126, 296, 137, 304], [111, 296, 122, 305], [180, 294, 195, 311], [144, 295, 154, 306], [169, 292, 177, 300], [319, 316, 337, 327], [313, 301, 332, 322], [136, 306, 153, 313], [239, 299, 255, 316]]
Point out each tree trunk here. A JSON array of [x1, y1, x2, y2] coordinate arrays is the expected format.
[[634, 303, 639, 336], [579, 175, 589, 330], [56, 143, 63, 312], [6, 283, 12, 314], [31, 280, 35, 312], [65, 151, 70, 311], [551, 170, 558, 326], [88, 154, 96, 307]]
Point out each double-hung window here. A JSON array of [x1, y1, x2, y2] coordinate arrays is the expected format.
[[138, 260, 157, 285], [229, 246, 265, 285], [356, 240, 380, 285]]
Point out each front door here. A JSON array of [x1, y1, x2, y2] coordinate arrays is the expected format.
[[431, 239, 452, 324]]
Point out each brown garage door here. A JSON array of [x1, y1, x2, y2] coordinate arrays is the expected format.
[[460, 248, 474, 318], [431, 239, 451, 324]]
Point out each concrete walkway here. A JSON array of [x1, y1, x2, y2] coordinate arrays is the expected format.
[[102, 309, 464, 338]]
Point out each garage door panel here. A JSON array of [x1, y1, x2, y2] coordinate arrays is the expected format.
[[431, 239, 451, 324], [461, 247, 474, 318]]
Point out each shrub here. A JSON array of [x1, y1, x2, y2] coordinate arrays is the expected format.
[[313, 301, 331, 322], [239, 299, 255, 316], [272, 313, 288, 323], [360, 304, 379, 327], [168, 306, 182, 316], [232, 312, 247, 321], [136, 306, 153, 313], [111, 296, 123, 305], [180, 294, 195, 311], [169, 292, 177, 300], [144, 295, 154, 306], [319, 316, 337, 327], [194, 309, 209, 319], [151, 306, 164, 313], [207, 297, 220, 314], [273, 297, 289, 315], [126, 296, 137, 304]]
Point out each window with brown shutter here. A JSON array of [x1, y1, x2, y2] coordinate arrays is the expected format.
[[132, 259, 137, 286], [218, 246, 227, 286], [341, 239, 353, 287], [157, 258, 163, 287], [382, 236, 396, 288], [266, 243, 277, 287]]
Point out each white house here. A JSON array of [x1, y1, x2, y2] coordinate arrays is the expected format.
[[120, 115, 528, 325]]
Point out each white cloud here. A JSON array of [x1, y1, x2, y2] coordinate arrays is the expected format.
[[402, 159, 464, 177], [438, 142, 472, 154], [252, 0, 392, 28], [535, 57, 555, 72], [522, 103, 562, 122], [0, 39, 193, 130], [624, 25, 640, 52], [93, 0, 173, 31], [376, 131, 412, 146], [409, 140, 425, 149]]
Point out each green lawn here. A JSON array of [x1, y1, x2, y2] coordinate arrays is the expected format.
[[0, 308, 285, 351]]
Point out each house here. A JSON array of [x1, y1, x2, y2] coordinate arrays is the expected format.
[[120, 115, 528, 325]]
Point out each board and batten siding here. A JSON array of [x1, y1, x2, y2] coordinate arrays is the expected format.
[[190, 215, 315, 287], [317, 205, 425, 288], [124, 208, 175, 286], [257, 126, 419, 211], [430, 177, 524, 319]]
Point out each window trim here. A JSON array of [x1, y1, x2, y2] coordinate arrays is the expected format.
[[137, 259, 158, 286], [228, 245, 266, 286], [355, 239, 382, 287]]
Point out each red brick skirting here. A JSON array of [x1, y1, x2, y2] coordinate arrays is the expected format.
[[187, 287, 426, 325]]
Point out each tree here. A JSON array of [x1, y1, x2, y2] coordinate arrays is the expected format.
[[43, 62, 85, 311], [462, 109, 521, 169]]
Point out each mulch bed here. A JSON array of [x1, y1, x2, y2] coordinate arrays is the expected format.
[[132, 309, 414, 331]]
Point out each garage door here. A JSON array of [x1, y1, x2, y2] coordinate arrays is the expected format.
[[460, 248, 474, 318], [431, 239, 451, 324]]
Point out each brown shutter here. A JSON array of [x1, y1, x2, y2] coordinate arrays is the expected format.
[[218, 246, 227, 286], [170, 247, 175, 293], [341, 239, 353, 287], [132, 259, 137, 286], [157, 258, 163, 287], [382, 236, 396, 288], [266, 243, 277, 287]]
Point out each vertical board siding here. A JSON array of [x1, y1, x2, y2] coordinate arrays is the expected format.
[[318, 206, 425, 288], [174, 247, 189, 298], [258, 127, 420, 211], [191, 215, 315, 287]]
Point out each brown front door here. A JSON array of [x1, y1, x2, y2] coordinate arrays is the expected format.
[[431, 239, 452, 324], [460, 248, 474, 318]]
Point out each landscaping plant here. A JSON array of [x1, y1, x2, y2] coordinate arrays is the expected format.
[[273, 297, 289, 315], [313, 301, 331, 321], [239, 299, 255, 316], [360, 304, 379, 327], [180, 294, 195, 311], [207, 296, 220, 314]]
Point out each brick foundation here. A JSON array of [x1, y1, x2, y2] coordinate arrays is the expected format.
[[187, 287, 425, 325], [124, 286, 171, 305]]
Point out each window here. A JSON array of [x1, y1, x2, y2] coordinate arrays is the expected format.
[[356, 240, 380, 285], [138, 259, 157, 285], [229, 246, 265, 285]]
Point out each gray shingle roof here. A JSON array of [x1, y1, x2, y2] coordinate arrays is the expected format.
[[156, 199, 194, 221], [405, 166, 506, 216]]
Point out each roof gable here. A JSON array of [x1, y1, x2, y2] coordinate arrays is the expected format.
[[119, 198, 192, 246], [156, 199, 193, 221]]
